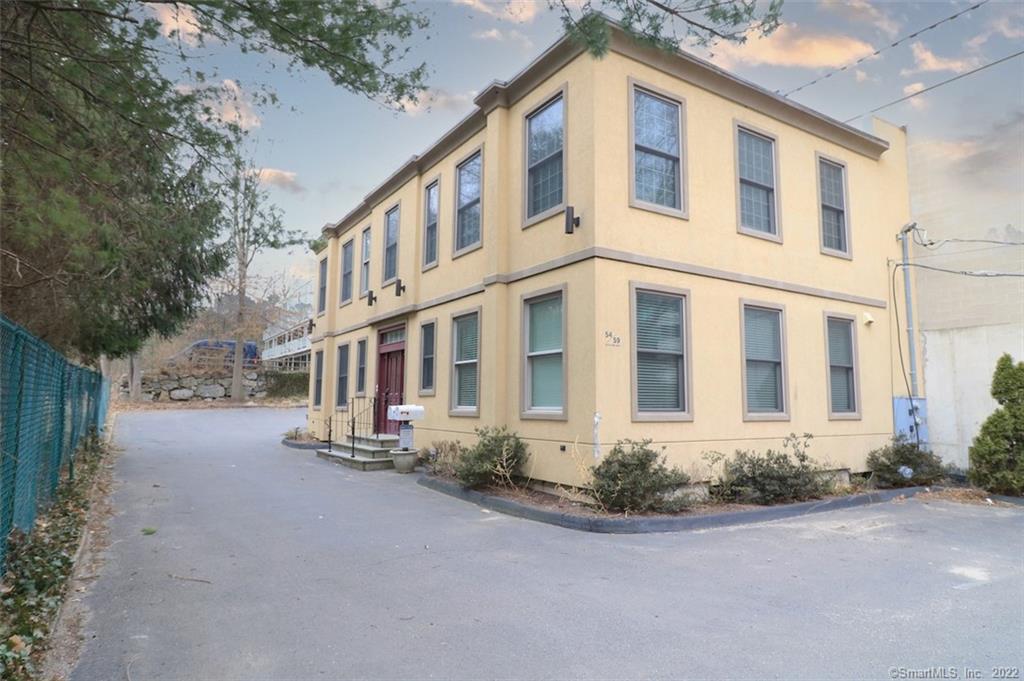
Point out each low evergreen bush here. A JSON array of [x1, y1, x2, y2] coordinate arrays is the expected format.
[[707, 434, 831, 505], [453, 427, 527, 489], [969, 354, 1024, 496], [866, 435, 944, 488], [590, 440, 691, 513]]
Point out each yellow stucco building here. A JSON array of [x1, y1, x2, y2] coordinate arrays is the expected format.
[[307, 21, 921, 485]]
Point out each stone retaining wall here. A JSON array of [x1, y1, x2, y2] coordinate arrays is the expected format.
[[119, 371, 267, 402]]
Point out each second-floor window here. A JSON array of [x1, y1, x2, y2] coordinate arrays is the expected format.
[[819, 158, 849, 255], [424, 181, 439, 268], [737, 128, 778, 237], [317, 258, 327, 313], [632, 87, 683, 212], [526, 94, 564, 220], [360, 227, 370, 295], [455, 151, 482, 254], [383, 205, 399, 283], [340, 239, 354, 304]]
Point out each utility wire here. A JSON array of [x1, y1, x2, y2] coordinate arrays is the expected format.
[[780, 0, 992, 97], [900, 262, 1024, 277], [911, 228, 1024, 249], [843, 49, 1024, 122]]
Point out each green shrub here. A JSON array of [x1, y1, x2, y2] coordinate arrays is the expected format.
[[264, 371, 309, 398], [866, 435, 944, 488], [708, 434, 831, 505], [453, 427, 527, 489], [591, 440, 691, 513], [969, 354, 1024, 496], [424, 440, 464, 479]]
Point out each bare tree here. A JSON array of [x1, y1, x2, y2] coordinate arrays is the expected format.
[[222, 139, 302, 401]]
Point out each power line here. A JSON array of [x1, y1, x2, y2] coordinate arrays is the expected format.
[[780, 0, 992, 97], [902, 262, 1024, 277], [909, 244, 1023, 260], [910, 225, 1024, 249], [843, 49, 1024, 122]]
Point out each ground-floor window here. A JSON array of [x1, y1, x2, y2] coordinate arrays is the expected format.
[[742, 303, 787, 418], [826, 315, 857, 416], [420, 321, 436, 393], [336, 344, 349, 408], [451, 311, 479, 413], [355, 339, 367, 394], [633, 285, 689, 418], [313, 350, 324, 407], [524, 289, 564, 415]]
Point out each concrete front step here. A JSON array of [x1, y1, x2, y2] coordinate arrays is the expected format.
[[316, 449, 394, 471], [329, 441, 395, 459], [349, 433, 399, 448]]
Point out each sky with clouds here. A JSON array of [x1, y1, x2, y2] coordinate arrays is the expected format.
[[150, 0, 1024, 295]]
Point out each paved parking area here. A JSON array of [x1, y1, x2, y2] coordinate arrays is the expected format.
[[71, 408, 1023, 680]]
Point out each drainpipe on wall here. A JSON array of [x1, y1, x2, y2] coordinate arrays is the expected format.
[[592, 412, 601, 461], [898, 223, 919, 397]]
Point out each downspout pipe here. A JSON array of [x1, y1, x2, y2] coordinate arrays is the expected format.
[[898, 222, 919, 397]]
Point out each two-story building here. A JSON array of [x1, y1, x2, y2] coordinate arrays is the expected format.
[[307, 19, 921, 485]]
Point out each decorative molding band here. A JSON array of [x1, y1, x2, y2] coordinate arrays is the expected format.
[[315, 248, 886, 340]]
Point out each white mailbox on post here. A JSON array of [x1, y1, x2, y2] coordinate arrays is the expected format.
[[387, 404, 424, 451]]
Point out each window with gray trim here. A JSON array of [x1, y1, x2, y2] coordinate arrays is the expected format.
[[317, 258, 327, 313], [527, 96, 564, 218], [633, 88, 681, 210], [456, 152, 482, 251], [336, 344, 349, 408], [738, 129, 777, 234], [424, 181, 439, 267], [743, 305, 784, 413], [360, 227, 370, 295], [826, 317, 856, 412], [635, 290, 686, 412], [452, 312, 479, 409], [340, 240, 354, 303], [356, 339, 367, 394], [525, 292, 563, 411], [421, 322, 435, 391], [313, 350, 324, 407], [819, 159, 848, 253], [383, 206, 399, 282]]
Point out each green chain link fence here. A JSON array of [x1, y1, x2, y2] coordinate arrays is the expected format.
[[1, 314, 110, 567]]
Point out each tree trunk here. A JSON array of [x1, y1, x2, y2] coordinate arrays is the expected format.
[[129, 352, 142, 402], [230, 265, 246, 402]]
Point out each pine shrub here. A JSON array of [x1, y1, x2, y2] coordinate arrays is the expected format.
[[969, 354, 1024, 496], [709, 434, 831, 505]]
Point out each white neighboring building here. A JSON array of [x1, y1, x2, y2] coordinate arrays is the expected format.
[[914, 226, 1024, 469], [262, 317, 312, 373]]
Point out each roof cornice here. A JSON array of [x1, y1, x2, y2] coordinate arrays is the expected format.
[[323, 19, 890, 240]]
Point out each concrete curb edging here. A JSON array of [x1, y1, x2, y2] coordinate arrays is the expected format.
[[280, 438, 323, 450], [417, 476, 933, 534]]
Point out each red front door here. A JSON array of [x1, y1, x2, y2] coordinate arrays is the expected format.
[[374, 328, 405, 435]]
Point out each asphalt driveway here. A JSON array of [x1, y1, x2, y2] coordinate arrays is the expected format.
[[71, 408, 1023, 680]]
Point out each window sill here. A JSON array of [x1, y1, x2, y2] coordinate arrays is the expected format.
[[737, 226, 783, 244], [629, 199, 688, 221], [820, 247, 853, 261], [828, 411, 862, 421], [419, 388, 436, 397], [449, 407, 480, 418], [381, 277, 397, 289], [312, 405, 322, 411], [339, 299, 353, 309], [335, 406, 348, 412], [422, 261, 438, 273], [522, 203, 565, 230], [743, 412, 790, 422], [632, 411, 693, 423], [520, 409, 567, 421], [452, 242, 482, 260]]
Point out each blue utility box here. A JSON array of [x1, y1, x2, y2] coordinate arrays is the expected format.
[[893, 397, 928, 446]]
